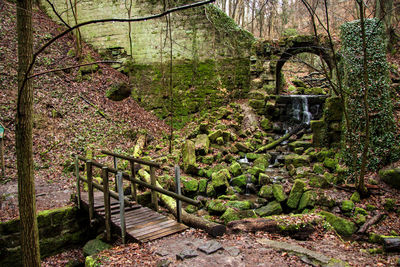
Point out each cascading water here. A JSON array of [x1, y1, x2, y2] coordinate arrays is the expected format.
[[290, 95, 312, 125]]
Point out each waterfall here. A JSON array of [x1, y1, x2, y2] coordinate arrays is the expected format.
[[290, 95, 312, 125]]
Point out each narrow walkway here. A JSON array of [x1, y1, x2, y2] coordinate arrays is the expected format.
[[81, 192, 188, 243]]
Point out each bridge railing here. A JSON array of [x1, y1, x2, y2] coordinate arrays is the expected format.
[[74, 152, 199, 244]]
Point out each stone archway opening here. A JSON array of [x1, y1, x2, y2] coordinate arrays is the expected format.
[[276, 49, 334, 95]]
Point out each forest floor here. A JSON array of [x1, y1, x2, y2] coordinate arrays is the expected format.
[[1, 1, 400, 266]]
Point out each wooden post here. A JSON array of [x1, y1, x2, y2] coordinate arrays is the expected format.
[[102, 167, 111, 242], [150, 166, 158, 211], [113, 156, 118, 192], [86, 160, 94, 225], [74, 155, 81, 209], [129, 160, 137, 201], [117, 172, 126, 244], [175, 165, 182, 223]]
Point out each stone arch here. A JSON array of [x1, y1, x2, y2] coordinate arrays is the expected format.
[[249, 36, 335, 95], [275, 45, 334, 94]]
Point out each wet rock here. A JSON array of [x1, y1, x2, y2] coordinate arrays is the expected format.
[[176, 249, 199, 260], [197, 240, 223, 254]]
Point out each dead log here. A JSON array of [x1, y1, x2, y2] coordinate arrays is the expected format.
[[357, 211, 385, 234], [257, 123, 306, 153], [138, 169, 226, 237], [383, 237, 400, 252], [227, 218, 279, 233]]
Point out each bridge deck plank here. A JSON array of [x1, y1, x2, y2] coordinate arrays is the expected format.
[[81, 192, 187, 243]]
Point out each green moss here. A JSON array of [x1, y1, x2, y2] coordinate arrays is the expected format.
[[384, 198, 396, 211], [350, 192, 360, 203], [287, 179, 306, 209], [255, 201, 283, 216], [226, 200, 252, 210], [272, 184, 287, 202], [207, 199, 227, 215], [320, 211, 357, 236]]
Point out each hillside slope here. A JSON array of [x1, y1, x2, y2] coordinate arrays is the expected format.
[[0, 1, 169, 220]]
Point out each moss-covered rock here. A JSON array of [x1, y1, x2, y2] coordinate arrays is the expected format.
[[323, 158, 338, 171], [320, 211, 357, 236], [206, 183, 216, 197], [284, 154, 311, 168], [312, 163, 325, 175], [207, 199, 227, 215], [83, 239, 111, 256], [255, 201, 283, 216], [384, 198, 396, 211], [198, 179, 207, 194], [253, 154, 271, 169], [182, 140, 197, 174], [211, 169, 230, 193], [298, 190, 317, 210], [260, 118, 272, 131], [341, 200, 355, 213], [230, 174, 247, 188], [235, 142, 251, 152], [182, 179, 199, 195], [304, 87, 326, 95], [350, 192, 360, 203], [379, 168, 400, 189], [218, 194, 238, 200], [226, 200, 252, 210], [288, 141, 312, 151], [258, 184, 274, 199], [229, 162, 242, 177], [272, 184, 287, 202], [220, 208, 257, 224], [258, 173, 271, 185], [248, 166, 264, 177], [208, 129, 223, 143], [292, 79, 306, 88], [287, 179, 306, 209], [309, 175, 330, 188], [185, 205, 198, 214], [195, 134, 210, 155]]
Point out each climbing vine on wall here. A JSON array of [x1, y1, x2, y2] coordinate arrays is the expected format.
[[340, 18, 397, 172]]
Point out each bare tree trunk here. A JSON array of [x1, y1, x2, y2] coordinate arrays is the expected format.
[[251, 0, 255, 34], [16, 0, 41, 265]]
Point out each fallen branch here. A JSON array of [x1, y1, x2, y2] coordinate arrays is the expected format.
[[357, 211, 385, 234], [257, 123, 306, 153]]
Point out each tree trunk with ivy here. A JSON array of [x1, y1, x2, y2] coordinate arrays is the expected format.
[[340, 17, 396, 192], [16, 0, 41, 265]]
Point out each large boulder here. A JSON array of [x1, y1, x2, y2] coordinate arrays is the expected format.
[[211, 169, 230, 194], [258, 185, 274, 199], [195, 134, 210, 155], [298, 190, 317, 210], [379, 168, 400, 189], [182, 179, 199, 196], [182, 140, 197, 174], [230, 174, 247, 188], [287, 179, 306, 209]]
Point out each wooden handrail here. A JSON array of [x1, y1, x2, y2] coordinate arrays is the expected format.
[[76, 156, 199, 206], [101, 150, 161, 168]]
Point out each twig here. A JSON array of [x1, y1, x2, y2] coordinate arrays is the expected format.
[[357, 211, 385, 234]]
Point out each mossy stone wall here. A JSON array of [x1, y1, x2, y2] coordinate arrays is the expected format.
[[0, 207, 90, 266], [40, 1, 254, 126]]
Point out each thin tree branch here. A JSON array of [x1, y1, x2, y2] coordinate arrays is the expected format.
[[28, 61, 120, 79], [44, 0, 71, 29]]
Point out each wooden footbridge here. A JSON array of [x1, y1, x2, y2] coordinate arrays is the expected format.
[[74, 151, 199, 243]]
